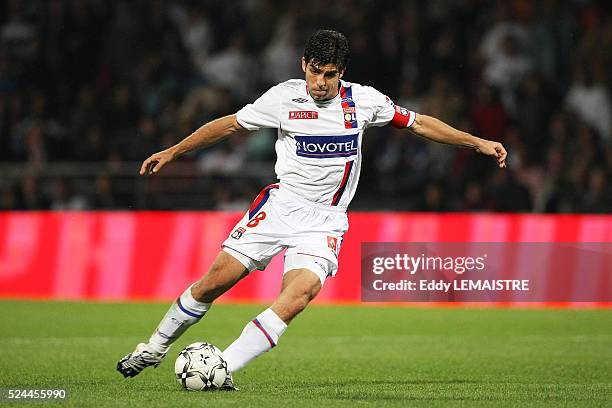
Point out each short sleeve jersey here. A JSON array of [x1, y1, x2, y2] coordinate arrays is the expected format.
[[236, 79, 416, 210]]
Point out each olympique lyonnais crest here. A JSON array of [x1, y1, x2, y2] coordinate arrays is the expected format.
[[343, 106, 356, 123], [231, 227, 246, 240], [340, 86, 358, 129]]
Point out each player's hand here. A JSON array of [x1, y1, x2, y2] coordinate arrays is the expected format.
[[139, 148, 177, 175], [475, 140, 507, 168]]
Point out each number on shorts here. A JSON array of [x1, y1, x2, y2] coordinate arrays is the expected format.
[[247, 211, 266, 228]]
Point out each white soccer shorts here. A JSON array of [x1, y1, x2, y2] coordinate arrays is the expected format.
[[222, 184, 348, 285]]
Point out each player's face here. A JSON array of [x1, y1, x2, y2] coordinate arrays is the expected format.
[[302, 58, 344, 101]]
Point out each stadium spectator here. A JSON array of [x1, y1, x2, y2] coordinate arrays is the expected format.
[[49, 177, 88, 210], [470, 84, 508, 141], [0, 0, 609, 213], [565, 64, 611, 142], [202, 35, 254, 100], [17, 170, 49, 210]]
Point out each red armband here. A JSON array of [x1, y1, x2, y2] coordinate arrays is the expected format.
[[390, 105, 416, 129]]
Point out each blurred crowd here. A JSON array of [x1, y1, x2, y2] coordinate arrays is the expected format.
[[0, 0, 610, 212]]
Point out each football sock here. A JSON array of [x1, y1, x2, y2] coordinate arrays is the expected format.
[[223, 308, 287, 373], [148, 285, 211, 354]]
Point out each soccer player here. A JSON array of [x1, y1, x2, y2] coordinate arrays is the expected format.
[[117, 30, 507, 387]]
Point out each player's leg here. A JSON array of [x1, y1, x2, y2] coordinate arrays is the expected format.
[[147, 249, 251, 352], [117, 249, 251, 378], [270, 267, 322, 323], [223, 254, 330, 373]]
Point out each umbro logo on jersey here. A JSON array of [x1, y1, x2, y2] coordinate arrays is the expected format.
[[289, 111, 318, 120], [291, 98, 308, 103]]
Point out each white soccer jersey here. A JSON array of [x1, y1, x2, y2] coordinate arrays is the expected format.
[[236, 79, 416, 209]]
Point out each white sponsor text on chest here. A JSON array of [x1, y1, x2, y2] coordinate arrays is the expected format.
[[296, 139, 357, 153]]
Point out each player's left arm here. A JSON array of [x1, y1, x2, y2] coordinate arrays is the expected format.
[[409, 113, 507, 168]]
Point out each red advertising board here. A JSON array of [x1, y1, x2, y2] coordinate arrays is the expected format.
[[0, 212, 610, 304]]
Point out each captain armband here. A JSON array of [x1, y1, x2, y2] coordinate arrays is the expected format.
[[390, 105, 416, 129]]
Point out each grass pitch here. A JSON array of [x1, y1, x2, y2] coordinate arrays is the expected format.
[[0, 301, 610, 407]]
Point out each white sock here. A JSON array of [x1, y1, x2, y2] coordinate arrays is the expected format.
[[148, 285, 211, 354], [223, 308, 287, 373]]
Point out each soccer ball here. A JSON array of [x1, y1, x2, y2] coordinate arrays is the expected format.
[[174, 342, 228, 391]]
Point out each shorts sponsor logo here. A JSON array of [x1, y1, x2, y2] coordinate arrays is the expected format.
[[327, 236, 339, 256], [295, 134, 358, 158], [231, 227, 246, 239], [289, 111, 318, 120]]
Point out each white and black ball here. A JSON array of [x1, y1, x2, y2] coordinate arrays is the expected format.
[[174, 342, 228, 391]]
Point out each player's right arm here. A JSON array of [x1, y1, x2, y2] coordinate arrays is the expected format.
[[140, 114, 244, 175]]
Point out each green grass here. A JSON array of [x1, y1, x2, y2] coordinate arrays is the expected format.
[[0, 301, 611, 407]]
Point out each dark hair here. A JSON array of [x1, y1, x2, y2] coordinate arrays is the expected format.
[[303, 30, 350, 72]]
